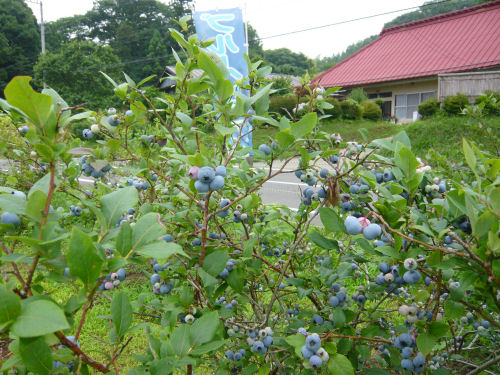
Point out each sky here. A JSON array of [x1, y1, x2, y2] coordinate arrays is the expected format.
[[27, 0, 425, 58]]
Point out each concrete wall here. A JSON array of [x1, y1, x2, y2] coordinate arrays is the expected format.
[[438, 71, 500, 102], [362, 78, 438, 122]]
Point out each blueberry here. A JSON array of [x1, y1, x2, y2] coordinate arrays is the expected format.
[[159, 283, 172, 294], [198, 167, 215, 183], [401, 347, 413, 359], [116, 268, 126, 281], [480, 320, 490, 329], [305, 333, 321, 352], [383, 169, 394, 182], [219, 268, 229, 278], [11, 190, 26, 200], [403, 270, 421, 285], [375, 274, 386, 285], [263, 335, 273, 347], [209, 175, 225, 191], [378, 262, 390, 274], [125, 110, 133, 117], [330, 154, 339, 164], [194, 180, 210, 193], [225, 350, 234, 360], [1, 212, 21, 228], [301, 345, 314, 359], [401, 359, 414, 371], [306, 178, 316, 186], [438, 181, 447, 193], [319, 168, 329, 178], [345, 216, 362, 235], [252, 340, 267, 354], [309, 355, 323, 368], [329, 296, 340, 307], [215, 166, 227, 177], [233, 352, 242, 361], [349, 184, 360, 194], [317, 187, 327, 198], [192, 238, 201, 247], [295, 170, 303, 179], [258, 144, 271, 155], [108, 115, 120, 127], [150, 274, 161, 285], [363, 224, 382, 240]]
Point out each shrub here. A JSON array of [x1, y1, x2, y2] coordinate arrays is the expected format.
[[361, 100, 382, 120], [347, 88, 368, 104], [340, 99, 363, 120], [474, 90, 500, 116], [374, 98, 384, 109], [270, 75, 294, 96], [323, 98, 342, 119], [269, 95, 298, 117], [418, 98, 440, 118], [442, 92, 469, 115]]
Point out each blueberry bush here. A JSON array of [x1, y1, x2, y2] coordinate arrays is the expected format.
[[0, 26, 499, 375]]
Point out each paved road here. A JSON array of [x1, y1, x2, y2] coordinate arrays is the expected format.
[[1, 158, 325, 225]]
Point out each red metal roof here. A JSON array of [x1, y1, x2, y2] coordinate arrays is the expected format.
[[313, 0, 500, 88]]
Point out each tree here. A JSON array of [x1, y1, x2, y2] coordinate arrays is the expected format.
[[247, 23, 264, 60], [264, 48, 314, 76], [0, 0, 40, 94], [33, 40, 121, 109]]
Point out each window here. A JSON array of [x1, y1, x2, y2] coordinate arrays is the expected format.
[[394, 90, 437, 120], [368, 92, 392, 99]]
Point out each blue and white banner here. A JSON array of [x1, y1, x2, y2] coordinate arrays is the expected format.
[[194, 8, 252, 148]]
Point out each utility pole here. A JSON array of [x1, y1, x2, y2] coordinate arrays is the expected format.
[[26, 0, 46, 88]]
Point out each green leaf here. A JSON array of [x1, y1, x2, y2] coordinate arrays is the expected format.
[[417, 333, 437, 356], [4, 77, 56, 137], [309, 231, 338, 250], [25, 190, 47, 222], [0, 193, 26, 215], [332, 308, 346, 328], [171, 323, 192, 357], [190, 311, 219, 346], [226, 266, 244, 293], [214, 124, 237, 136], [19, 337, 53, 375], [11, 299, 69, 337], [198, 267, 218, 287], [202, 251, 229, 277], [0, 285, 21, 325], [132, 213, 165, 251], [28, 173, 54, 199], [290, 112, 317, 139], [136, 241, 188, 262], [190, 339, 226, 356], [393, 131, 411, 149], [67, 227, 103, 286], [116, 221, 133, 256], [429, 321, 449, 337], [328, 353, 354, 375], [395, 145, 418, 181], [319, 207, 345, 233], [285, 334, 305, 358], [101, 187, 138, 232], [444, 300, 465, 319], [111, 291, 132, 340], [275, 129, 295, 149], [462, 138, 476, 170]]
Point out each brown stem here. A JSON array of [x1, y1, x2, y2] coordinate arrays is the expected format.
[[323, 332, 391, 344]]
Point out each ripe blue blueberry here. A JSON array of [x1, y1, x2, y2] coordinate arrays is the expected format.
[[215, 165, 227, 177], [194, 180, 210, 193], [198, 167, 215, 183], [344, 216, 362, 235], [383, 169, 394, 182], [329, 296, 340, 307], [301, 345, 314, 359], [252, 340, 267, 354], [263, 335, 273, 347], [309, 355, 323, 368], [403, 270, 421, 284], [225, 350, 234, 360], [363, 223, 382, 240], [306, 178, 316, 186], [219, 268, 229, 278], [258, 144, 271, 155], [330, 154, 339, 163], [401, 347, 413, 359], [295, 170, 303, 179], [401, 359, 414, 371], [191, 238, 201, 247], [150, 274, 161, 285], [378, 262, 390, 274], [319, 168, 329, 178], [116, 268, 126, 281], [233, 352, 242, 361], [209, 175, 225, 191], [108, 115, 120, 127], [82, 129, 94, 139], [317, 187, 327, 198], [125, 109, 133, 117], [1, 212, 21, 228], [159, 283, 172, 294], [305, 333, 321, 352]]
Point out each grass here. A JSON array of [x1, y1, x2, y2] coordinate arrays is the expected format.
[[253, 119, 401, 147]]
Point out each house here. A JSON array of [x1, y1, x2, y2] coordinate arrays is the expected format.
[[312, 0, 500, 122], [159, 67, 301, 91]]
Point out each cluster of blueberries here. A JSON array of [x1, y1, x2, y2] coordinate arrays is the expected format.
[[69, 205, 82, 217], [150, 271, 173, 295], [190, 165, 226, 192], [80, 155, 111, 179], [301, 186, 327, 206], [126, 178, 152, 190], [294, 169, 317, 187], [139, 134, 155, 146], [392, 333, 426, 373], [225, 348, 246, 362], [328, 283, 348, 308], [258, 143, 272, 155], [106, 108, 132, 127], [219, 259, 238, 279], [344, 215, 383, 240], [247, 327, 274, 355], [97, 268, 126, 290], [300, 332, 329, 368], [115, 208, 136, 228]]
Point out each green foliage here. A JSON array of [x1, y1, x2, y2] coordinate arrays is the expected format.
[[264, 48, 314, 76], [33, 40, 122, 109], [269, 75, 294, 96], [340, 99, 363, 120], [0, 26, 499, 375], [442, 92, 469, 115], [0, 0, 40, 93], [269, 95, 301, 117], [361, 100, 382, 121], [324, 98, 342, 119], [474, 90, 500, 116], [418, 97, 440, 118], [348, 88, 368, 104]]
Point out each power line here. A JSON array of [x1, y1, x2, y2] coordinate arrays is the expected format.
[[252, 0, 455, 42]]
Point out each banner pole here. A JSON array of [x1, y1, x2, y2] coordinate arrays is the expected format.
[[244, 3, 249, 55]]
